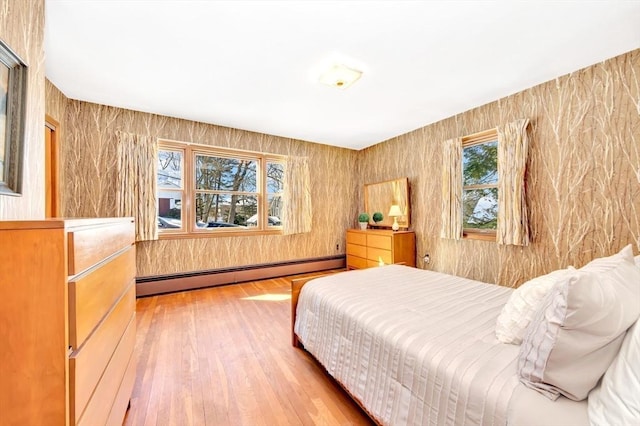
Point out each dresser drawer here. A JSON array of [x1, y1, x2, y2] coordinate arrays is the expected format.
[[77, 315, 136, 426], [105, 347, 137, 426], [346, 255, 368, 269], [345, 229, 415, 270], [68, 247, 136, 350], [367, 247, 392, 264], [367, 234, 392, 250], [346, 242, 367, 258], [70, 283, 136, 422], [346, 231, 366, 245], [68, 221, 135, 275]]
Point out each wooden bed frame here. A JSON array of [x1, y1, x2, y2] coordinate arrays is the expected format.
[[290, 274, 324, 347], [290, 272, 382, 425]]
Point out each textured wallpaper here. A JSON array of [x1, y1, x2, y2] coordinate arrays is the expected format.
[[359, 49, 640, 287], [48, 99, 359, 276], [46, 49, 639, 286], [0, 0, 45, 220]]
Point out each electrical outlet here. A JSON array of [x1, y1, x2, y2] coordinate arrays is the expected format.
[[336, 243, 340, 251], [423, 253, 430, 264]]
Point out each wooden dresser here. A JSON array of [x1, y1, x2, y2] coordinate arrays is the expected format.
[[346, 229, 416, 269], [0, 218, 136, 426]]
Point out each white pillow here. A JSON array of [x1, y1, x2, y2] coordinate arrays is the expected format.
[[580, 244, 635, 272], [495, 267, 575, 344], [588, 319, 640, 424], [518, 250, 640, 401], [635, 254, 640, 268]]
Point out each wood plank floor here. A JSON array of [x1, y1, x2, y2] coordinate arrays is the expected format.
[[123, 273, 373, 426]]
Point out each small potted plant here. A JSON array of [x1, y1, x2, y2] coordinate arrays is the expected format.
[[372, 212, 383, 224], [358, 213, 370, 230]]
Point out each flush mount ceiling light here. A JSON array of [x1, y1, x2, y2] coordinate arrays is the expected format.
[[318, 64, 363, 89]]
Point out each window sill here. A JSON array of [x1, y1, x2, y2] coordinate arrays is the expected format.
[[158, 229, 284, 240], [463, 231, 496, 242]]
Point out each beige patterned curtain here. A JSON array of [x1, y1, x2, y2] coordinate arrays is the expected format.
[[440, 137, 462, 239], [282, 156, 312, 235], [116, 131, 158, 241], [497, 118, 530, 246]]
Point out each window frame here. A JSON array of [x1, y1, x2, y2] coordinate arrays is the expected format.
[[461, 129, 499, 241], [157, 146, 185, 232], [157, 139, 285, 239]]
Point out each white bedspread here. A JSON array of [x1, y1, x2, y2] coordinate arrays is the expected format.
[[294, 265, 521, 426]]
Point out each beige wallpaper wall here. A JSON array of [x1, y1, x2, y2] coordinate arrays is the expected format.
[[46, 48, 639, 286], [0, 0, 45, 220], [358, 49, 640, 287], [45, 98, 359, 276], [6, 1, 637, 287]]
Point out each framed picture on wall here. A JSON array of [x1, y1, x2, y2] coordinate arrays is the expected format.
[[0, 38, 27, 196]]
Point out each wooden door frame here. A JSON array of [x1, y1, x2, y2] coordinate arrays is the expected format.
[[45, 114, 60, 218]]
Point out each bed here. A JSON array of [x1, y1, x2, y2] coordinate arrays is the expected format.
[[291, 259, 640, 426]]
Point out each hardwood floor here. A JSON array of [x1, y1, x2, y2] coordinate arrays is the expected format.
[[123, 273, 373, 426]]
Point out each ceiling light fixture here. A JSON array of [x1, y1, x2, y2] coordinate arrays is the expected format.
[[318, 64, 363, 89]]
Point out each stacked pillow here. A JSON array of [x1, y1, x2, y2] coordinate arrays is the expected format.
[[515, 245, 640, 401], [495, 267, 575, 344], [588, 319, 640, 424]]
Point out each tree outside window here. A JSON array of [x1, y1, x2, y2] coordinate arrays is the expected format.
[[265, 161, 284, 227], [195, 154, 258, 227], [156, 141, 284, 236], [157, 149, 183, 230], [462, 138, 498, 233]]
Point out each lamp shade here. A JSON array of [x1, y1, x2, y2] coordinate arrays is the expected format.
[[388, 205, 402, 217]]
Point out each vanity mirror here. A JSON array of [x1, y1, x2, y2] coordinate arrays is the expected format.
[[364, 177, 410, 229]]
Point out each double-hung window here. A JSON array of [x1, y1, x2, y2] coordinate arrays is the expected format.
[[442, 120, 529, 244], [157, 140, 284, 237], [157, 148, 184, 230], [462, 130, 498, 239]]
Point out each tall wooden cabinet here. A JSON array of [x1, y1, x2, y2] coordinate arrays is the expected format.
[[0, 218, 136, 426], [346, 229, 416, 269]]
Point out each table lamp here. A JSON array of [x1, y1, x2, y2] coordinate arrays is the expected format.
[[388, 205, 402, 231]]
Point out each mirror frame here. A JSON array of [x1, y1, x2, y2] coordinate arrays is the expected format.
[[0, 38, 27, 197], [364, 177, 410, 229]]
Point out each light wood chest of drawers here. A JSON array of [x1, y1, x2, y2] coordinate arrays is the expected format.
[[0, 218, 136, 426], [346, 229, 416, 269]]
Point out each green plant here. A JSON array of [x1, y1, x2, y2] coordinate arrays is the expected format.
[[372, 212, 383, 223], [358, 213, 370, 222]]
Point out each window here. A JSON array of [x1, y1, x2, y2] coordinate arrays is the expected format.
[[441, 120, 529, 244], [265, 161, 284, 226], [157, 149, 184, 230], [462, 130, 498, 239], [157, 140, 285, 236]]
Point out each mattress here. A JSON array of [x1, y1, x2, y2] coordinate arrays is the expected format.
[[294, 265, 523, 425]]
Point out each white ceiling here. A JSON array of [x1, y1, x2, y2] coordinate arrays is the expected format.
[[44, 1, 640, 150]]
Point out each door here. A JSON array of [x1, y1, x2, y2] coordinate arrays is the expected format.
[[45, 115, 60, 218]]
